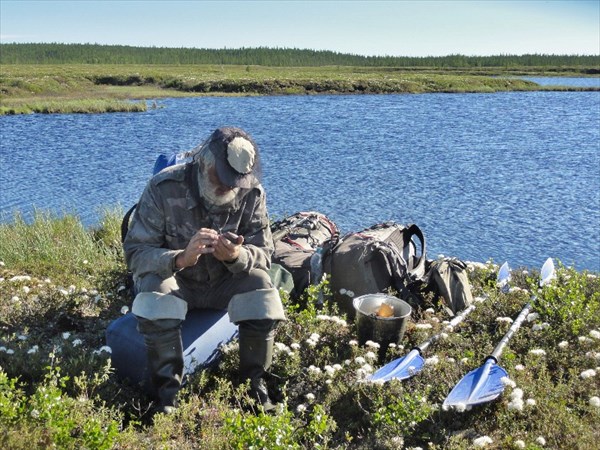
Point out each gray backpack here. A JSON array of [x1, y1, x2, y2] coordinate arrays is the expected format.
[[271, 211, 340, 299], [423, 257, 473, 316], [322, 222, 427, 318]]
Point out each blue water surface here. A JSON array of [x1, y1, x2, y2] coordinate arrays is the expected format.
[[521, 77, 600, 88], [1, 89, 599, 271]]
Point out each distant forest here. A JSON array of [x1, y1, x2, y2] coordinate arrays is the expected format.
[[1, 43, 598, 67]]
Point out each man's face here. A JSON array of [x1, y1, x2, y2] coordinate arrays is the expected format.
[[199, 163, 240, 206], [207, 165, 234, 196]]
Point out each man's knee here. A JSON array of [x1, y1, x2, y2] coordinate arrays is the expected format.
[[233, 269, 273, 292], [227, 286, 286, 324], [135, 273, 179, 295]]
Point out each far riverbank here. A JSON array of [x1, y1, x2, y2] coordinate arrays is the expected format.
[[1, 64, 598, 115]]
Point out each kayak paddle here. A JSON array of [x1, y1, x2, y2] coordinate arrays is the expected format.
[[442, 258, 555, 409], [368, 262, 512, 382]]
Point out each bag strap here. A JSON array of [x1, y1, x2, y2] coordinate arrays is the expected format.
[[403, 223, 427, 281], [121, 204, 137, 243]]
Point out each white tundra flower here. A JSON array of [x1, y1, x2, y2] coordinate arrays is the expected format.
[[62, 332, 71, 340], [360, 363, 373, 373], [296, 404, 307, 413], [507, 398, 524, 411], [324, 365, 336, 376], [510, 388, 524, 400], [305, 339, 317, 347], [580, 369, 596, 379], [9, 275, 31, 282], [501, 377, 516, 388], [27, 345, 39, 354], [415, 323, 433, 330], [453, 402, 467, 412], [425, 355, 439, 365], [515, 364, 525, 371], [514, 440, 526, 448], [496, 317, 513, 324], [365, 340, 380, 349], [529, 349, 546, 356], [473, 435, 493, 447], [589, 396, 600, 408], [307, 365, 321, 374], [535, 436, 546, 446], [526, 398, 536, 406], [558, 340, 569, 348], [526, 312, 539, 322], [589, 330, 600, 340]]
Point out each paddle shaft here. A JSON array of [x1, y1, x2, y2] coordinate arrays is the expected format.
[[418, 304, 476, 353], [489, 301, 533, 361]]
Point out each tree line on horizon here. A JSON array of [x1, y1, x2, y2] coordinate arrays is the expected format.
[[1, 43, 598, 67]]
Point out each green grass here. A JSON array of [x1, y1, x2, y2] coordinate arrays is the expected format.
[[2, 64, 597, 115], [0, 210, 599, 449]]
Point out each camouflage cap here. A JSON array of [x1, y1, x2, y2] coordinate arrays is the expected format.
[[207, 127, 260, 189]]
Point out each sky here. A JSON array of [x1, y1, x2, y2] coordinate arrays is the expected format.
[[1, 0, 599, 57]]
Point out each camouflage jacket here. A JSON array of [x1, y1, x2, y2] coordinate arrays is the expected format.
[[123, 162, 273, 285]]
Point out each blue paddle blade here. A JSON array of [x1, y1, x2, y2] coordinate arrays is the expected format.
[[443, 358, 508, 408], [368, 349, 425, 382]]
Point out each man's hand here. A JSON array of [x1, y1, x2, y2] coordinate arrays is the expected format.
[[175, 228, 218, 269], [213, 232, 244, 263]]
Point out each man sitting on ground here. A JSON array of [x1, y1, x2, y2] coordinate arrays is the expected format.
[[123, 126, 285, 414]]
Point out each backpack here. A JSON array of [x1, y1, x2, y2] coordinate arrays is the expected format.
[[120, 149, 195, 243], [322, 222, 427, 318], [423, 257, 473, 316], [270, 211, 340, 299]]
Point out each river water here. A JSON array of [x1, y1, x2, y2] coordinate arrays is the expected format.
[[1, 81, 599, 271]]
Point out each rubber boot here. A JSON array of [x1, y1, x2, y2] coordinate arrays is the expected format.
[[238, 320, 277, 413], [137, 318, 184, 415]]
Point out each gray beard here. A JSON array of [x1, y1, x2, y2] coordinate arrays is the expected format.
[[198, 168, 240, 207]]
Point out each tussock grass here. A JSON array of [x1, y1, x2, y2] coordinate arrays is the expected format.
[[0, 98, 147, 115], [0, 210, 599, 449]]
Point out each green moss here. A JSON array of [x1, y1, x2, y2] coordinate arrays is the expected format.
[[0, 210, 598, 448]]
